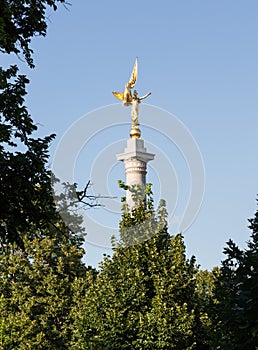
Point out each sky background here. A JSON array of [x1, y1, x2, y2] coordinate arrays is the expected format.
[[3, 1, 258, 270]]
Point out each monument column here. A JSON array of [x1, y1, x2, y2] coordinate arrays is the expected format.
[[117, 138, 154, 207], [113, 58, 155, 207]]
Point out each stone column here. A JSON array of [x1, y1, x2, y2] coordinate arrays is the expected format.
[[117, 138, 155, 207]]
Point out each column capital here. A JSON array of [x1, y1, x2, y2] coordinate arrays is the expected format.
[[116, 138, 155, 163]]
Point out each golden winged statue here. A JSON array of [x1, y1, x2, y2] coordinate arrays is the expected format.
[[112, 58, 151, 138], [112, 58, 138, 106]]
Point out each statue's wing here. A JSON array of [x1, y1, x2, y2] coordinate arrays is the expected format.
[[112, 91, 124, 101], [128, 57, 138, 89]]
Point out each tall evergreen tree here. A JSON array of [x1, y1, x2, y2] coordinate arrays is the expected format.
[[213, 202, 258, 349], [74, 185, 212, 350]]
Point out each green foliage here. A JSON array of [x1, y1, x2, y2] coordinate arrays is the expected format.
[[0, 65, 58, 248], [0, 226, 89, 349], [0, 175, 96, 349], [213, 203, 258, 349], [0, 2, 95, 349], [75, 188, 212, 349], [194, 268, 220, 349], [0, 0, 65, 248], [0, 180, 92, 349], [119, 182, 155, 246], [0, 0, 65, 67]]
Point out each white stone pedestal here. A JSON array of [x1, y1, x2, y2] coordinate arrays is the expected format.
[[117, 138, 155, 208]]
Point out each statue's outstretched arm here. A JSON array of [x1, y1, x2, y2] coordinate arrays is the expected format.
[[139, 92, 151, 101]]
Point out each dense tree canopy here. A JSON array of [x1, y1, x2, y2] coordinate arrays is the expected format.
[[74, 188, 213, 350], [213, 204, 258, 349], [0, 223, 88, 349]]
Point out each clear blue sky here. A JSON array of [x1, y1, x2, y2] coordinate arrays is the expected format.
[[3, 1, 258, 270]]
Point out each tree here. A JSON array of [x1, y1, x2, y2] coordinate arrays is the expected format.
[[194, 268, 220, 349], [0, 2, 98, 348], [0, 221, 89, 349], [0, 0, 67, 248], [0, 65, 58, 248], [0, 0, 65, 68], [0, 177, 99, 349], [74, 186, 212, 349], [213, 203, 258, 349]]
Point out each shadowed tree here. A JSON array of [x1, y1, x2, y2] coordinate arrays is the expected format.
[[213, 202, 258, 349], [0, 2, 99, 348], [0, 0, 67, 248]]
